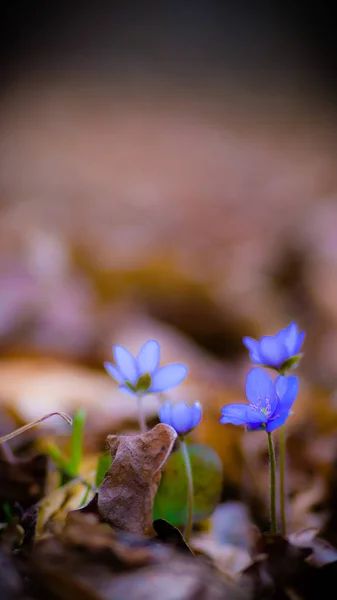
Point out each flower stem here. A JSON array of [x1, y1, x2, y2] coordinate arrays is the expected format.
[[180, 437, 194, 543], [137, 395, 147, 433], [267, 431, 278, 534], [279, 424, 286, 536]]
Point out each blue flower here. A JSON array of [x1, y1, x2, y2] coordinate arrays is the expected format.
[[159, 401, 202, 435], [220, 368, 298, 433], [104, 340, 188, 397], [243, 322, 305, 370]]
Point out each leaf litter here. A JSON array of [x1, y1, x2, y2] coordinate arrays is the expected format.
[[1, 380, 337, 598]]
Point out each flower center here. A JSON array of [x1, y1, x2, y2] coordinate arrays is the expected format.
[[249, 397, 272, 417], [125, 372, 152, 394]]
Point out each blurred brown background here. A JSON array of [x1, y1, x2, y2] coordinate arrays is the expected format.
[[0, 0, 337, 534], [0, 1, 336, 418]]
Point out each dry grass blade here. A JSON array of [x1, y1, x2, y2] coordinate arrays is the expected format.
[[0, 412, 73, 445]]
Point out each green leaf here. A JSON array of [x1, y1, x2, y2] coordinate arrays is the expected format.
[[278, 354, 303, 374], [67, 408, 86, 475], [47, 443, 69, 472], [153, 443, 223, 526], [136, 372, 152, 393], [95, 454, 112, 488]]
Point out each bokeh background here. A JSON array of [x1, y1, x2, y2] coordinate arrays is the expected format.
[[1, 1, 337, 534]]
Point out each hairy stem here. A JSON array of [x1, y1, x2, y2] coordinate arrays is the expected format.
[[180, 437, 194, 543], [279, 424, 286, 535], [137, 395, 147, 433], [267, 431, 278, 534]]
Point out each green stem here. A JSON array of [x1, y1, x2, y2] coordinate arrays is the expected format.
[[68, 408, 86, 475], [267, 431, 278, 534], [137, 395, 147, 433], [279, 424, 286, 536], [180, 437, 194, 543]]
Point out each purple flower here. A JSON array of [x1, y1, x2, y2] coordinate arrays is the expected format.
[[243, 322, 305, 370], [159, 401, 202, 436], [104, 340, 188, 397], [220, 368, 298, 433]]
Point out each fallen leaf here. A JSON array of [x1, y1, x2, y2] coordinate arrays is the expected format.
[[37, 474, 96, 536], [28, 512, 248, 600], [0, 452, 47, 510], [209, 503, 253, 551], [97, 423, 177, 535], [153, 443, 223, 527], [191, 533, 251, 577], [153, 518, 193, 554], [0, 549, 26, 600], [289, 529, 337, 567]]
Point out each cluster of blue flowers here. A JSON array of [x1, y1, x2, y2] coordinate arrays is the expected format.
[[221, 322, 304, 432], [105, 322, 304, 436]]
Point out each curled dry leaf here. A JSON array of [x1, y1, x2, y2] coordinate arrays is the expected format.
[[97, 423, 177, 535]]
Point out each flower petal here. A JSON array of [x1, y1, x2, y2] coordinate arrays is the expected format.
[[245, 368, 277, 410], [283, 322, 299, 355], [275, 374, 288, 399], [294, 330, 305, 354], [246, 422, 265, 431], [257, 336, 289, 367], [159, 401, 173, 426], [190, 402, 203, 428], [220, 403, 253, 426], [136, 340, 161, 375], [266, 411, 289, 432], [149, 364, 188, 393], [113, 345, 138, 384], [104, 362, 123, 384], [242, 337, 262, 363], [171, 403, 194, 434], [276, 375, 298, 413]]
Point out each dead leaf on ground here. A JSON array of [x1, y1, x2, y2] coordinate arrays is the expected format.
[[0, 549, 26, 600], [37, 473, 96, 536], [96, 423, 177, 535], [28, 512, 249, 600], [191, 533, 251, 577], [153, 518, 193, 554], [0, 452, 47, 510], [240, 531, 337, 600], [289, 528, 337, 567]]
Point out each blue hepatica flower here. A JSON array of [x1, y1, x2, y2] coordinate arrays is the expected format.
[[243, 322, 305, 370], [104, 340, 188, 397], [159, 401, 202, 436], [220, 368, 298, 433]]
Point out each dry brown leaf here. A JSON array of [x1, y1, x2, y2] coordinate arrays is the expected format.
[[0, 452, 47, 509], [191, 533, 251, 577], [37, 469, 96, 536], [97, 423, 177, 535], [28, 512, 248, 600]]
